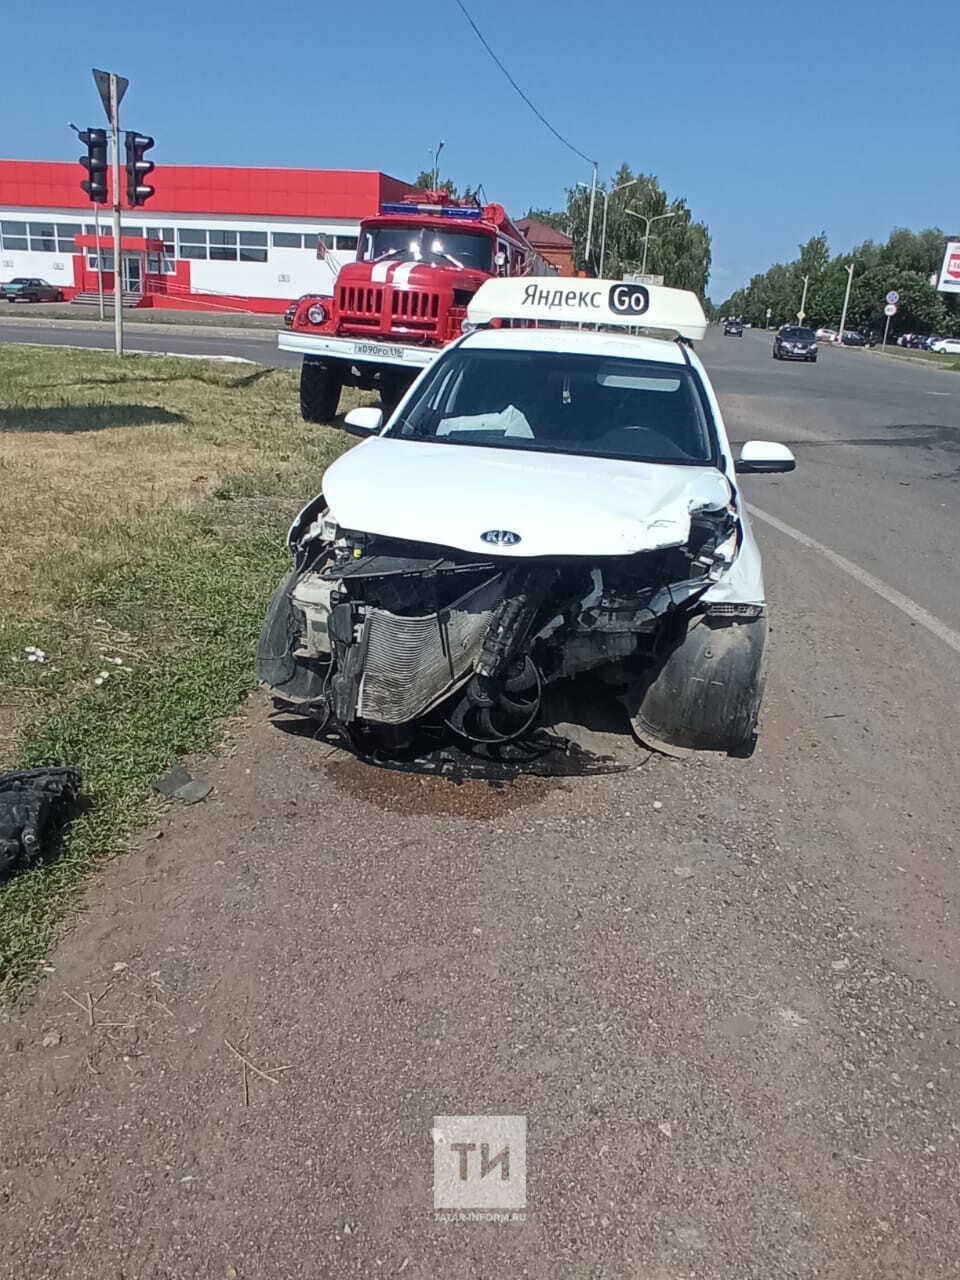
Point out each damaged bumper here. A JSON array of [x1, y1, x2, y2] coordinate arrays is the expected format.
[[256, 502, 766, 762]]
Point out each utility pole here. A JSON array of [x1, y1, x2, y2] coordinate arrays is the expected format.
[[584, 163, 598, 273], [837, 262, 855, 344], [109, 74, 123, 356], [798, 273, 809, 326]]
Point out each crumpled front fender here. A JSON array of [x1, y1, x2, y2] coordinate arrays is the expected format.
[[623, 614, 766, 756]]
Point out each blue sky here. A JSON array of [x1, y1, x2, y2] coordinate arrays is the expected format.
[[1, 0, 955, 298]]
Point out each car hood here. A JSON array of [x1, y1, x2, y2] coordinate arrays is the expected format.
[[322, 437, 734, 558]]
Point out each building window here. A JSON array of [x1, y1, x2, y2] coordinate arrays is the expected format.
[[174, 228, 268, 263], [147, 253, 176, 275], [160, 227, 176, 257], [29, 223, 57, 252], [56, 223, 81, 253], [239, 231, 267, 262], [272, 232, 303, 249], [0, 220, 28, 251], [209, 229, 238, 261], [178, 228, 206, 260], [335, 235, 358, 251]]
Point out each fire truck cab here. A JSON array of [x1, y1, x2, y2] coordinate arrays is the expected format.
[[278, 193, 548, 422]]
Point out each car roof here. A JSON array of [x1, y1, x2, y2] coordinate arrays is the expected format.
[[459, 325, 690, 366]]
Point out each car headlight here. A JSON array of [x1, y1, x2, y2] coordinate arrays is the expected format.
[[307, 302, 327, 325]]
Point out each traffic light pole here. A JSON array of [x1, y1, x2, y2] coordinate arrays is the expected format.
[[109, 73, 123, 357], [94, 205, 105, 322]]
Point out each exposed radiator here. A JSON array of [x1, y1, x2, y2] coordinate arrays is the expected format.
[[358, 577, 502, 723]]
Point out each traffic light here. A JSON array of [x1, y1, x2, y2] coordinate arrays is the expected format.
[[124, 132, 155, 206], [79, 128, 108, 204]]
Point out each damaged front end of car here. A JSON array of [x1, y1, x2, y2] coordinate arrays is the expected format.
[[256, 490, 766, 767]]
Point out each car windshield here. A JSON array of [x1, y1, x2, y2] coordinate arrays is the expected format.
[[389, 347, 717, 465], [359, 224, 493, 272], [781, 327, 815, 341]]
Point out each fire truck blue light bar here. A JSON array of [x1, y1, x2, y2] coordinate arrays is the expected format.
[[380, 203, 483, 219]]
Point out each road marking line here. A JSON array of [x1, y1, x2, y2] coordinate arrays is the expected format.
[[749, 505, 960, 657], [5, 340, 255, 363]]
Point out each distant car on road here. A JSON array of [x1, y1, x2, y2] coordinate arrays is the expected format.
[[773, 326, 818, 362], [930, 337, 960, 355], [723, 318, 744, 336], [839, 330, 867, 347], [0, 277, 64, 303], [815, 327, 838, 342]]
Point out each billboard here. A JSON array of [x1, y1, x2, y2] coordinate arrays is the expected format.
[[936, 239, 960, 294]]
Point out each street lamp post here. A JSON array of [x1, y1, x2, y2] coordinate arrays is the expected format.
[[429, 139, 445, 191], [577, 177, 640, 276], [798, 273, 810, 326], [624, 209, 681, 277], [837, 262, 855, 344]]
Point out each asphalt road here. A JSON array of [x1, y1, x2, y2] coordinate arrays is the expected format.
[[0, 314, 299, 369], [2, 323, 960, 1279]]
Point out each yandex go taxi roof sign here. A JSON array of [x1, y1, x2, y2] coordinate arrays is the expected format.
[[936, 239, 960, 294], [466, 278, 709, 341]]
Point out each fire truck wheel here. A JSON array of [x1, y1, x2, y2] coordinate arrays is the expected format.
[[379, 373, 413, 420], [300, 358, 342, 424]]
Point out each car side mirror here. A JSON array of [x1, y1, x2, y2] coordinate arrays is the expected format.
[[342, 406, 383, 438], [735, 440, 796, 474]]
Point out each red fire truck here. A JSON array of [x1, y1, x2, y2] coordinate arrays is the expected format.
[[278, 193, 549, 422]]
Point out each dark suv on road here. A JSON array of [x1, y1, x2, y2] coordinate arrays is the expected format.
[[723, 318, 743, 336], [773, 326, 818, 362]]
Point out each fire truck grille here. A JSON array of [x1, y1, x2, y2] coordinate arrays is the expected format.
[[338, 285, 383, 328], [391, 290, 441, 327]]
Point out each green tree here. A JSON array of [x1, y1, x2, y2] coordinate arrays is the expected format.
[[562, 164, 712, 296]]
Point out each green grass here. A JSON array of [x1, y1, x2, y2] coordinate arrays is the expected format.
[[877, 346, 960, 370], [0, 344, 355, 994]]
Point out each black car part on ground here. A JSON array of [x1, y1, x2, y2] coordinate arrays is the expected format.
[[0, 766, 82, 879], [257, 504, 765, 765]]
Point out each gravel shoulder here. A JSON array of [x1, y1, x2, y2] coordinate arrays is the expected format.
[[2, 330, 959, 1279]]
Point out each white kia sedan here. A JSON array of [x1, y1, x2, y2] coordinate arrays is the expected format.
[[257, 279, 796, 765]]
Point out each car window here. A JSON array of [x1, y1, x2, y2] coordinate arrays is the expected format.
[[390, 347, 717, 465]]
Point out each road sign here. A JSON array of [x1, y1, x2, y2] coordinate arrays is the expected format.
[[886, 290, 899, 305], [884, 302, 898, 317], [92, 68, 128, 124]]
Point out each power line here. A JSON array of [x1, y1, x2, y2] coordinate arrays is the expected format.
[[452, 0, 596, 167]]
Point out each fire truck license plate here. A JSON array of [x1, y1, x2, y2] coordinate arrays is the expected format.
[[353, 342, 405, 360]]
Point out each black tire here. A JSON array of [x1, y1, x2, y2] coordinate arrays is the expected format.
[[55, 291, 64, 302], [379, 371, 414, 420], [299, 358, 342, 424], [28, 292, 39, 303], [772, 348, 778, 359]]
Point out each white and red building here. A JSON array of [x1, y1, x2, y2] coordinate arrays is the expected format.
[[0, 160, 420, 313]]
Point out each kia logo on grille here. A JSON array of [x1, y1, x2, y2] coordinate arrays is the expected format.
[[481, 530, 522, 546]]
